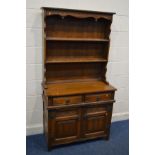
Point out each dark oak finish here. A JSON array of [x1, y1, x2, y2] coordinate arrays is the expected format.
[[41, 7, 116, 150]]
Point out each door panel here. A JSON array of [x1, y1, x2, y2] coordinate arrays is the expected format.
[[52, 108, 81, 144], [55, 118, 79, 140], [83, 105, 109, 138], [83, 113, 107, 138]]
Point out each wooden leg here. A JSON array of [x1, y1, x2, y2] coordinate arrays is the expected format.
[[43, 102, 45, 135], [104, 133, 110, 140], [47, 139, 53, 151], [48, 146, 52, 151], [104, 129, 110, 140]]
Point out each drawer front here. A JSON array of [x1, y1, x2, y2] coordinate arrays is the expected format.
[[53, 96, 82, 106], [85, 93, 113, 103]]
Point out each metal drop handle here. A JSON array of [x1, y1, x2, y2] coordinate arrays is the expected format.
[[96, 96, 101, 101], [65, 99, 70, 104]]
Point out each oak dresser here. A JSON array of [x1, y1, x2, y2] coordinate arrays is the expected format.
[[41, 7, 116, 150]]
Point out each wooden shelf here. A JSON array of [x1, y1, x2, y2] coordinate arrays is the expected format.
[[46, 37, 109, 42], [46, 57, 107, 64], [45, 80, 116, 96]]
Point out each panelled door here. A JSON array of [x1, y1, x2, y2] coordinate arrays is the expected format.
[[82, 104, 109, 139], [48, 104, 113, 145], [49, 108, 81, 145]]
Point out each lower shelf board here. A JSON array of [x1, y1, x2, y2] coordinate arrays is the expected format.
[[46, 37, 109, 42], [46, 57, 107, 64], [45, 80, 116, 96]]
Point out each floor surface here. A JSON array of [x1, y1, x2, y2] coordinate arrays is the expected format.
[[26, 120, 129, 155]]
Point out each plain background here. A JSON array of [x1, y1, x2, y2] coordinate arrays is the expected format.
[[26, 0, 129, 135], [1, 0, 155, 155]]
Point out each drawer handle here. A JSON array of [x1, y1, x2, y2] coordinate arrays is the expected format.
[[48, 11, 52, 15], [83, 114, 88, 119], [105, 94, 110, 97], [65, 99, 70, 105], [96, 96, 101, 101]]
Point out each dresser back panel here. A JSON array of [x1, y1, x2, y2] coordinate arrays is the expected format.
[[45, 15, 111, 39], [46, 41, 109, 60], [45, 63, 106, 83]]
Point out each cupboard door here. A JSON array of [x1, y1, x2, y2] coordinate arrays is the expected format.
[[49, 108, 81, 145], [82, 105, 109, 138]]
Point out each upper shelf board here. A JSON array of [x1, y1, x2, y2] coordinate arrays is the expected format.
[[46, 37, 109, 42], [46, 57, 107, 64]]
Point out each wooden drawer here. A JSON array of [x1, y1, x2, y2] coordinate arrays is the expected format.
[[85, 93, 113, 103], [53, 96, 82, 106]]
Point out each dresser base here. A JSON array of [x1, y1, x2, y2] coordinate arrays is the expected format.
[[43, 99, 114, 151]]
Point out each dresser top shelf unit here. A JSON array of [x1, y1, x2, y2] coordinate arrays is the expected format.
[[42, 7, 116, 95]]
